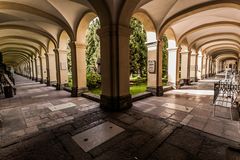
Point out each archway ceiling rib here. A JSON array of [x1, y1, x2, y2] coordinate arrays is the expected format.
[[202, 41, 240, 51], [215, 54, 238, 61], [205, 45, 239, 54], [186, 25, 240, 47], [0, 0, 239, 65], [138, 0, 213, 30], [138, 1, 239, 61]]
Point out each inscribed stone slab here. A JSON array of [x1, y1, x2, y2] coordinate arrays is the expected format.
[[72, 121, 124, 152], [48, 102, 76, 111], [162, 103, 193, 113]]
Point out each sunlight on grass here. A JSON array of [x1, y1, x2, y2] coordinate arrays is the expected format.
[[130, 83, 147, 95], [89, 83, 147, 96]]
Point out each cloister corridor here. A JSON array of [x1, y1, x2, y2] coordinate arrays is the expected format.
[[0, 0, 240, 159], [1, 74, 240, 160]]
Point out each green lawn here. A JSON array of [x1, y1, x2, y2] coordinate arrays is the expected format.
[[89, 82, 147, 96], [130, 83, 147, 95]]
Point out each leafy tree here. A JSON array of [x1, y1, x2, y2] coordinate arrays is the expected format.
[[129, 17, 147, 77], [162, 35, 168, 80], [85, 18, 101, 88], [67, 46, 72, 74], [85, 18, 100, 73]]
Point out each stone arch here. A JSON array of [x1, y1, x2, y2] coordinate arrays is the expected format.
[[56, 30, 71, 88], [132, 11, 158, 94], [46, 40, 57, 85], [164, 28, 177, 48], [132, 11, 157, 43], [58, 30, 71, 50], [76, 12, 98, 44]]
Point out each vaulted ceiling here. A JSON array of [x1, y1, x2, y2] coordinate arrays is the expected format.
[[0, 0, 239, 66]]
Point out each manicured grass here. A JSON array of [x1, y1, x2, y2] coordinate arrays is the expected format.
[[90, 88, 102, 95], [130, 83, 147, 95], [89, 82, 147, 96]]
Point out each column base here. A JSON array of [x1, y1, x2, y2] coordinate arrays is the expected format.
[[56, 83, 64, 90], [167, 82, 180, 89], [35, 78, 40, 82], [47, 80, 57, 86], [147, 86, 164, 96], [71, 87, 88, 97], [194, 77, 198, 82], [182, 79, 190, 85], [40, 79, 44, 84], [100, 94, 132, 111]]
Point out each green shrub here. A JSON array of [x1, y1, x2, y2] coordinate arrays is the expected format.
[[87, 72, 101, 89]]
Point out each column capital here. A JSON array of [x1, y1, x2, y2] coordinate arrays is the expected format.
[[167, 47, 178, 52], [177, 46, 182, 53], [180, 51, 189, 55], [54, 48, 69, 54], [70, 41, 86, 49], [146, 41, 157, 49]]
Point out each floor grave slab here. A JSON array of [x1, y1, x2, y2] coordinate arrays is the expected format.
[[48, 102, 76, 111], [31, 94, 49, 98], [180, 114, 194, 125], [28, 88, 42, 93], [72, 121, 125, 152], [162, 103, 193, 113]]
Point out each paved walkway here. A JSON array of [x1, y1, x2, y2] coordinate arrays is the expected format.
[[0, 75, 240, 160], [134, 81, 240, 143], [0, 75, 99, 146]]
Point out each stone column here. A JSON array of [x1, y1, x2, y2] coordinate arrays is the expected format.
[[97, 25, 131, 111], [238, 59, 240, 73], [34, 57, 39, 82], [156, 39, 164, 96], [38, 56, 43, 83], [194, 52, 199, 81], [187, 49, 191, 83], [41, 55, 47, 83], [190, 52, 197, 82], [46, 53, 57, 86], [216, 61, 219, 74], [180, 50, 190, 84], [45, 53, 50, 85], [197, 54, 202, 80], [28, 61, 32, 79], [31, 59, 36, 80], [147, 41, 157, 94], [205, 56, 209, 78], [54, 49, 68, 90], [167, 47, 180, 89], [69, 41, 88, 97]]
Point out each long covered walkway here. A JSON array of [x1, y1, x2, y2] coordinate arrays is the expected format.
[[0, 0, 240, 159], [1, 75, 240, 160]]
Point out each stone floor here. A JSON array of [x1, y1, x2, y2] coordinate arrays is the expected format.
[[133, 81, 240, 143], [0, 75, 240, 160]]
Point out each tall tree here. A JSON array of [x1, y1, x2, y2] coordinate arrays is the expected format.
[[85, 18, 100, 73], [162, 35, 168, 80], [129, 17, 147, 77]]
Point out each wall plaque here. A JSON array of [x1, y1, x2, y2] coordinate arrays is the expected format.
[[148, 60, 156, 73]]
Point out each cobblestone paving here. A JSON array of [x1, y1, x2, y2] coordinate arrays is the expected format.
[[1, 75, 240, 160]]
